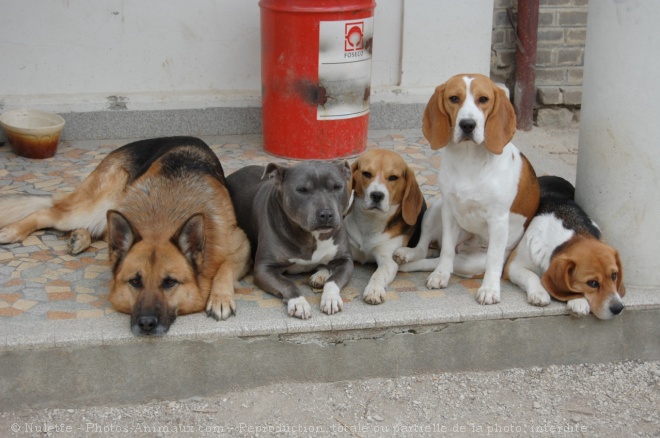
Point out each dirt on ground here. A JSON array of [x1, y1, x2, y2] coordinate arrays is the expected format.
[[2, 360, 658, 437]]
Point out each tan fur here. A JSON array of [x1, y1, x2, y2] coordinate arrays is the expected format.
[[541, 235, 626, 315], [0, 159, 130, 244], [0, 139, 251, 334], [351, 149, 424, 240], [422, 74, 516, 154], [502, 247, 517, 281], [108, 173, 250, 322], [422, 83, 451, 150], [511, 154, 540, 227]]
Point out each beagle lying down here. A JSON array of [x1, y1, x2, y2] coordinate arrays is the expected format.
[[394, 73, 540, 305], [345, 149, 426, 304], [505, 176, 625, 319]]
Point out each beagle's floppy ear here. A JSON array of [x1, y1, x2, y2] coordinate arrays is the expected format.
[[541, 255, 583, 302], [401, 166, 425, 226], [422, 84, 451, 150], [614, 250, 626, 297], [484, 85, 516, 155]]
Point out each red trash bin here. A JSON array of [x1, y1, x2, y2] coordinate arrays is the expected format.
[[260, 0, 376, 159]]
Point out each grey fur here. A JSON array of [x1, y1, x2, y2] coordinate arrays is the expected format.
[[226, 161, 354, 308]]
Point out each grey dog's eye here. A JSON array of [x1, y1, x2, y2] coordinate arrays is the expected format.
[[334, 184, 343, 191], [296, 186, 308, 194]]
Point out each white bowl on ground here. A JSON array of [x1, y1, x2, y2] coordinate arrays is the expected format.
[[0, 109, 65, 159]]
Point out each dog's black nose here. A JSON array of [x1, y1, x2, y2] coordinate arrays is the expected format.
[[459, 119, 476, 134], [610, 302, 624, 316], [137, 315, 159, 332], [317, 208, 334, 224], [370, 191, 385, 204]]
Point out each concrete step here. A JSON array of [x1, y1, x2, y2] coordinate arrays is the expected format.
[[2, 128, 658, 410]]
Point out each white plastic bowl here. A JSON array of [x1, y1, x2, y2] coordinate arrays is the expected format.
[[0, 109, 65, 159]]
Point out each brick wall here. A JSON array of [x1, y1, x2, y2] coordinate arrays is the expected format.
[[491, 0, 587, 126]]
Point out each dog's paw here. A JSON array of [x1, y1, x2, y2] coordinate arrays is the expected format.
[[288, 296, 312, 319], [477, 286, 501, 305], [426, 271, 450, 289], [320, 283, 343, 315], [527, 287, 551, 307], [0, 226, 25, 244], [362, 283, 386, 305], [567, 298, 590, 317], [393, 247, 416, 264], [68, 229, 92, 255], [309, 268, 330, 289], [206, 294, 236, 321]]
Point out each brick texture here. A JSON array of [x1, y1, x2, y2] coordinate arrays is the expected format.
[[491, 0, 587, 125]]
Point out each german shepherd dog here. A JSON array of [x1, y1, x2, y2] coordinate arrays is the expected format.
[[0, 137, 251, 335]]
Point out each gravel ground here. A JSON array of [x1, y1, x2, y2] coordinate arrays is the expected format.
[[2, 360, 658, 437]]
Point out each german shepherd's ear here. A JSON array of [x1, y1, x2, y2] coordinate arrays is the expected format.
[[263, 162, 287, 185], [174, 214, 205, 270], [107, 210, 140, 266]]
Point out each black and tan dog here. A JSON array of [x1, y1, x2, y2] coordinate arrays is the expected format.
[[0, 137, 251, 335]]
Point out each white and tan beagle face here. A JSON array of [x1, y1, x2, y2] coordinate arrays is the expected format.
[[351, 149, 424, 226], [542, 237, 626, 319], [423, 73, 516, 154]]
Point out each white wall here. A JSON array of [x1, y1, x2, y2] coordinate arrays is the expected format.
[[0, 0, 493, 113], [576, 1, 660, 288], [400, 0, 493, 88]]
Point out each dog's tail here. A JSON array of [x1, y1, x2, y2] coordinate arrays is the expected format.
[[0, 195, 54, 228]]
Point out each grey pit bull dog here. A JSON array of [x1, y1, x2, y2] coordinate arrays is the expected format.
[[226, 161, 354, 319]]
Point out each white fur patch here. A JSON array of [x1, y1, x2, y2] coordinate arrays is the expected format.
[[320, 281, 343, 314], [517, 214, 576, 274], [364, 180, 390, 211], [567, 298, 590, 317], [345, 200, 401, 264], [286, 231, 338, 274], [287, 296, 312, 319], [454, 76, 486, 144]]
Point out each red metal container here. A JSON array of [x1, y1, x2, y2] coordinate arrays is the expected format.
[[260, 0, 375, 159]]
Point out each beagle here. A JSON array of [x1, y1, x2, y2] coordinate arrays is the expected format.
[[345, 149, 426, 304], [504, 176, 625, 319], [393, 73, 540, 305]]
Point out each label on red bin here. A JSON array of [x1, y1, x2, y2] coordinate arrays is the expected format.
[[318, 18, 374, 120]]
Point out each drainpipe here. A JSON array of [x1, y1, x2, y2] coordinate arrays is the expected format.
[[513, 0, 540, 131]]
